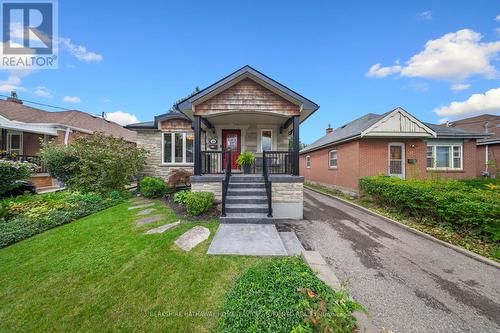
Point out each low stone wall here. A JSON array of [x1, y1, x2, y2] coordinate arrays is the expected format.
[[270, 176, 304, 219], [191, 175, 223, 202]]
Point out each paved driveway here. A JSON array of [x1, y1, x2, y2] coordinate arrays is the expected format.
[[277, 189, 500, 333]]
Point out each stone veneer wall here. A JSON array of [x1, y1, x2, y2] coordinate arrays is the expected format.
[[136, 129, 193, 180], [270, 177, 304, 219], [191, 181, 222, 202], [271, 182, 303, 203]]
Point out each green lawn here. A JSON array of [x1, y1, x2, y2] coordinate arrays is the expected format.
[[0, 200, 258, 332]]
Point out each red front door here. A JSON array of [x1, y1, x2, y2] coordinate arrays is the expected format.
[[222, 129, 241, 170]]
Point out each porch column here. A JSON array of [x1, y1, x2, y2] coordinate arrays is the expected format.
[[0, 128, 6, 151], [194, 115, 201, 175], [292, 115, 300, 176]]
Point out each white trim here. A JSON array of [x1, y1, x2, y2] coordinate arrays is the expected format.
[[259, 128, 273, 152], [7, 130, 23, 155], [426, 143, 463, 171], [387, 142, 405, 178], [361, 108, 437, 138], [328, 149, 337, 169], [161, 132, 194, 166], [306, 155, 311, 168]]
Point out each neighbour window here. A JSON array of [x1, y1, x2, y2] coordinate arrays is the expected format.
[[426, 144, 462, 170], [7, 132, 22, 155], [260, 129, 272, 152], [306, 155, 311, 168], [329, 150, 337, 168], [162, 132, 194, 164]]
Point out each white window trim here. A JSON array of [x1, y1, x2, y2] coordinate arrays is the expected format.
[[306, 155, 311, 168], [387, 142, 405, 178], [328, 150, 337, 169], [7, 131, 23, 155], [259, 128, 273, 152], [426, 144, 463, 171], [161, 132, 194, 166]]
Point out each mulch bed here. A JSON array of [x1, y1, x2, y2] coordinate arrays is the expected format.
[[163, 194, 220, 221]]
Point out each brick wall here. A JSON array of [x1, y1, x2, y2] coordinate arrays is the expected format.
[[431, 139, 477, 179], [477, 143, 500, 177], [300, 140, 359, 193]]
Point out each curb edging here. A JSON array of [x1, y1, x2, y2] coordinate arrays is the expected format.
[[304, 186, 500, 270]]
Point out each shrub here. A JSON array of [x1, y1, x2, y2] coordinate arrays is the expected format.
[[236, 152, 255, 167], [0, 160, 36, 196], [185, 191, 214, 216], [40, 133, 147, 193], [0, 190, 126, 248], [359, 176, 500, 241], [140, 177, 170, 198], [168, 169, 192, 187], [173, 190, 189, 205], [218, 257, 362, 333]]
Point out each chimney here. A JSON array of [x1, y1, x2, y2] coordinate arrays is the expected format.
[[7, 91, 23, 104], [326, 124, 333, 134]]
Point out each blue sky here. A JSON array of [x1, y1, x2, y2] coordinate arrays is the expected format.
[[1, 0, 499, 144]]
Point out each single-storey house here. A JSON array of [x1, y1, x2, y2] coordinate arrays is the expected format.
[[0, 92, 136, 192], [448, 114, 499, 178], [299, 108, 490, 195], [126, 65, 319, 222]]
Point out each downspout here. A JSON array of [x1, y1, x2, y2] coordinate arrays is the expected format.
[[485, 144, 489, 173], [64, 127, 70, 145]]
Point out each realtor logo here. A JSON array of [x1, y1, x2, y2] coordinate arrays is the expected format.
[[1, 0, 58, 69]]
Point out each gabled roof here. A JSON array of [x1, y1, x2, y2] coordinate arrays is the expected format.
[[175, 65, 319, 122], [126, 111, 190, 129], [0, 99, 137, 142], [300, 108, 491, 154]]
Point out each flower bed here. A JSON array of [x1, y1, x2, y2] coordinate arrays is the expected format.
[[0, 190, 127, 248]]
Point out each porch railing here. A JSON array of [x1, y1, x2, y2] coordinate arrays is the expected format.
[[0, 154, 48, 173], [221, 151, 232, 217], [200, 150, 293, 175], [262, 151, 273, 217]]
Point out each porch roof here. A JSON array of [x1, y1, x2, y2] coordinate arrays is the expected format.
[[0, 115, 58, 135], [175, 65, 319, 123]]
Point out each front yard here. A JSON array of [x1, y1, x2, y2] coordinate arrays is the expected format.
[[0, 200, 256, 332]]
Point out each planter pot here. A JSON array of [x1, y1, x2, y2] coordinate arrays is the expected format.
[[243, 164, 251, 174]]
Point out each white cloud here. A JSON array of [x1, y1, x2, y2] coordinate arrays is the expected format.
[[451, 83, 471, 92], [0, 72, 29, 93], [63, 96, 81, 103], [367, 29, 500, 82], [34, 86, 52, 98], [59, 38, 103, 62], [105, 110, 139, 126], [434, 87, 500, 117], [366, 63, 402, 78], [496, 14, 500, 22], [418, 11, 433, 20], [102, 98, 111, 103], [438, 118, 449, 124]]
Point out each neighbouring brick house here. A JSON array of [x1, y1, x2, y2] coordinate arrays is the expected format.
[[127, 65, 319, 221], [299, 108, 490, 195], [0, 92, 136, 192], [448, 114, 500, 178]]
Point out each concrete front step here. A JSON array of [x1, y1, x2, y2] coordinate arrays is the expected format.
[[220, 213, 273, 224], [227, 189, 267, 196], [226, 203, 268, 214], [226, 196, 267, 204], [230, 175, 264, 182], [229, 182, 265, 189]]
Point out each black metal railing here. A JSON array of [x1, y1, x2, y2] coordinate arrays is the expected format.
[[262, 151, 273, 217], [0, 154, 48, 173], [260, 151, 292, 174], [221, 151, 232, 217]]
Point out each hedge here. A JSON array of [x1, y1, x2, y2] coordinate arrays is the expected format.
[[218, 257, 363, 333], [0, 190, 127, 248], [359, 176, 500, 241]]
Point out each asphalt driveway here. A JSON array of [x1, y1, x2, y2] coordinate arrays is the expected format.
[[277, 189, 500, 333]]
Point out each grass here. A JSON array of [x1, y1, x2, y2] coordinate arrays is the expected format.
[[0, 199, 258, 332], [305, 182, 500, 262]]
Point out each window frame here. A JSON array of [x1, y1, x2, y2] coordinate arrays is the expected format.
[[259, 128, 273, 152], [328, 150, 337, 169], [161, 132, 194, 166], [306, 155, 311, 168], [7, 131, 23, 155], [426, 144, 463, 171]]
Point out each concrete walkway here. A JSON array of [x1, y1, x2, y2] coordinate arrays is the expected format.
[[277, 189, 500, 333], [207, 224, 292, 256]]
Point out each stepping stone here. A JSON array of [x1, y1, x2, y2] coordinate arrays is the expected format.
[[175, 226, 210, 251], [136, 215, 163, 227], [145, 221, 180, 234], [136, 208, 156, 216], [128, 203, 154, 210]]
